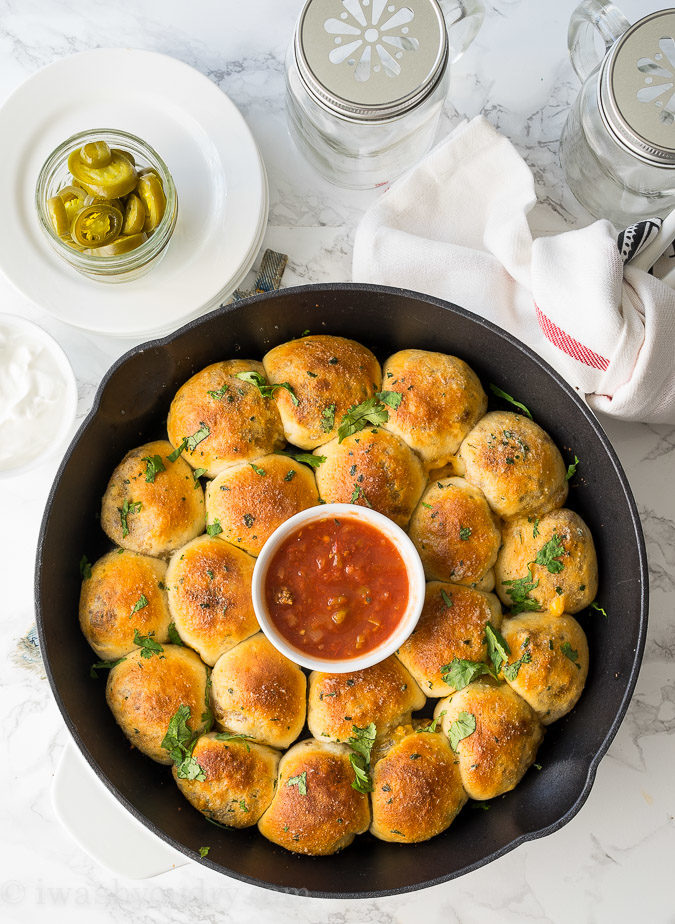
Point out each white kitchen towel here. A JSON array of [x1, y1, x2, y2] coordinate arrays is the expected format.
[[352, 116, 675, 423]]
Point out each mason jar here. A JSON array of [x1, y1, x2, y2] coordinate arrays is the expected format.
[[561, 3, 675, 226], [285, 0, 484, 189], [35, 128, 178, 283]]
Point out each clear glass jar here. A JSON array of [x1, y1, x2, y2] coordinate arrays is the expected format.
[[285, 0, 484, 189], [560, 2, 675, 226], [35, 129, 178, 283]]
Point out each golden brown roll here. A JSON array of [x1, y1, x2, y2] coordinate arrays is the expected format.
[[380, 350, 487, 469], [495, 508, 598, 616], [204, 454, 319, 557], [396, 582, 503, 697], [210, 633, 306, 749], [262, 335, 382, 449], [172, 732, 280, 826], [167, 360, 285, 478], [498, 611, 589, 724], [106, 645, 209, 764], [307, 656, 425, 743], [459, 411, 568, 519], [79, 549, 171, 660], [314, 428, 426, 528], [370, 725, 467, 843], [434, 678, 544, 800], [100, 440, 205, 558], [165, 535, 259, 666], [408, 477, 501, 589], [257, 739, 370, 855]]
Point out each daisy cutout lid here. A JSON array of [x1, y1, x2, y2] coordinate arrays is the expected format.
[[602, 9, 675, 166], [295, 0, 448, 120]]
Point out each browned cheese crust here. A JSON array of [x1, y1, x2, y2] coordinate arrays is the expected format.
[[166, 535, 259, 666], [173, 732, 280, 826], [314, 428, 426, 527], [100, 440, 205, 557], [106, 645, 208, 764], [380, 350, 487, 469], [204, 454, 319, 556], [499, 611, 589, 724], [166, 360, 285, 478], [79, 549, 170, 660], [409, 477, 501, 588], [307, 656, 425, 742], [210, 633, 307, 749], [435, 678, 544, 800], [495, 508, 598, 616], [396, 582, 503, 697], [257, 739, 370, 855], [370, 727, 467, 843], [262, 335, 382, 449], [459, 412, 568, 519]]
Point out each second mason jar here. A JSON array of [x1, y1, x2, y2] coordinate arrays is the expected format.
[[286, 0, 483, 189]]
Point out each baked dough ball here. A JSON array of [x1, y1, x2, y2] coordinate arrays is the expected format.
[[459, 411, 568, 519], [106, 645, 208, 764], [262, 335, 381, 449], [79, 549, 171, 660], [308, 656, 425, 743], [101, 440, 205, 558], [205, 454, 319, 557], [434, 678, 544, 800], [499, 612, 589, 724], [396, 582, 503, 697], [409, 477, 501, 589], [314, 428, 426, 528], [258, 739, 370, 855], [210, 633, 306, 749], [173, 732, 280, 827], [166, 535, 258, 666], [370, 726, 467, 843], [167, 360, 285, 478], [381, 350, 487, 469], [495, 508, 598, 616]]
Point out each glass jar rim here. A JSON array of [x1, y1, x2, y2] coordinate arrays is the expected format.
[[35, 128, 178, 274]]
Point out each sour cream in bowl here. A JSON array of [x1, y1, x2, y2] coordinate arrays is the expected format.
[[0, 315, 77, 478]]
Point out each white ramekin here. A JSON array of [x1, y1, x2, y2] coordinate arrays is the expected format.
[[251, 502, 426, 673], [0, 314, 78, 479]]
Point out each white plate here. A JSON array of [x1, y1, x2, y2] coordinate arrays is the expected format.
[[0, 49, 268, 337]]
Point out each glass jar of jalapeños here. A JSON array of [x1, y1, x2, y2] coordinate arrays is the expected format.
[[36, 129, 178, 283]]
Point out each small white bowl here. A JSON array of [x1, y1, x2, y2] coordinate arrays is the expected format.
[[0, 314, 77, 479], [252, 503, 426, 673]]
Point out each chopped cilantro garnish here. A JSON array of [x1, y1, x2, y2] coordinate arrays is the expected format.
[[198, 846, 210, 858], [440, 588, 453, 608], [284, 469, 296, 481], [207, 384, 229, 400], [167, 622, 184, 646], [350, 484, 372, 507], [213, 731, 253, 752], [249, 462, 266, 476], [279, 450, 326, 469], [321, 404, 336, 433], [502, 574, 541, 613], [161, 704, 205, 780], [89, 657, 125, 679], [133, 629, 164, 660], [286, 771, 308, 795], [566, 455, 580, 480], [130, 594, 148, 616], [534, 532, 565, 573], [441, 658, 495, 690], [142, 454, 165, 483], [448, 711, 476, 752], [206, 519, 223, 536], [243, 513, 255, 528], [79, 554, 92, 580], [235, 370, 298, 405], [459, 526, 472, 541], [417, 711, 446, 733], [346, 723, 376, 793], [489, 384, 533, 419], [118, 498, 142, 538], [561, 641, 581, 668], [485, 621, 511, 674], [590, 600, 608, 618], [337, 392, 401, 442], [192, 467, 207, 486]]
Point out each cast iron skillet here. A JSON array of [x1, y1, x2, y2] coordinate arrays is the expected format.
[[36, 284, 648, 898]]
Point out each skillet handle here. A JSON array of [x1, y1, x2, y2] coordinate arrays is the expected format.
[[53, 742, 188, 879]]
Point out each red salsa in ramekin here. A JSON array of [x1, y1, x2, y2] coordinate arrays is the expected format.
[[264, 515, 410, 661]]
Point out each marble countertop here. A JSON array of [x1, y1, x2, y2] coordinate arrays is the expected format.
[[1, 0, 674, 921]]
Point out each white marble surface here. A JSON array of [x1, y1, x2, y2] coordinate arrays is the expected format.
[[1, 0, 674, 921]]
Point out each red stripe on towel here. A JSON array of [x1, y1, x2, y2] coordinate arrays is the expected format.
[[535, 303, 609, 371]]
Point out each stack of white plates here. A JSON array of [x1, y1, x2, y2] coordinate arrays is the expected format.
[[0, 49, 269, 338]]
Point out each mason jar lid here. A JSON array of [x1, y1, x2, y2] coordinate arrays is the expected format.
[[294, 0, 448, 122], [600, 8, 675, 167]]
